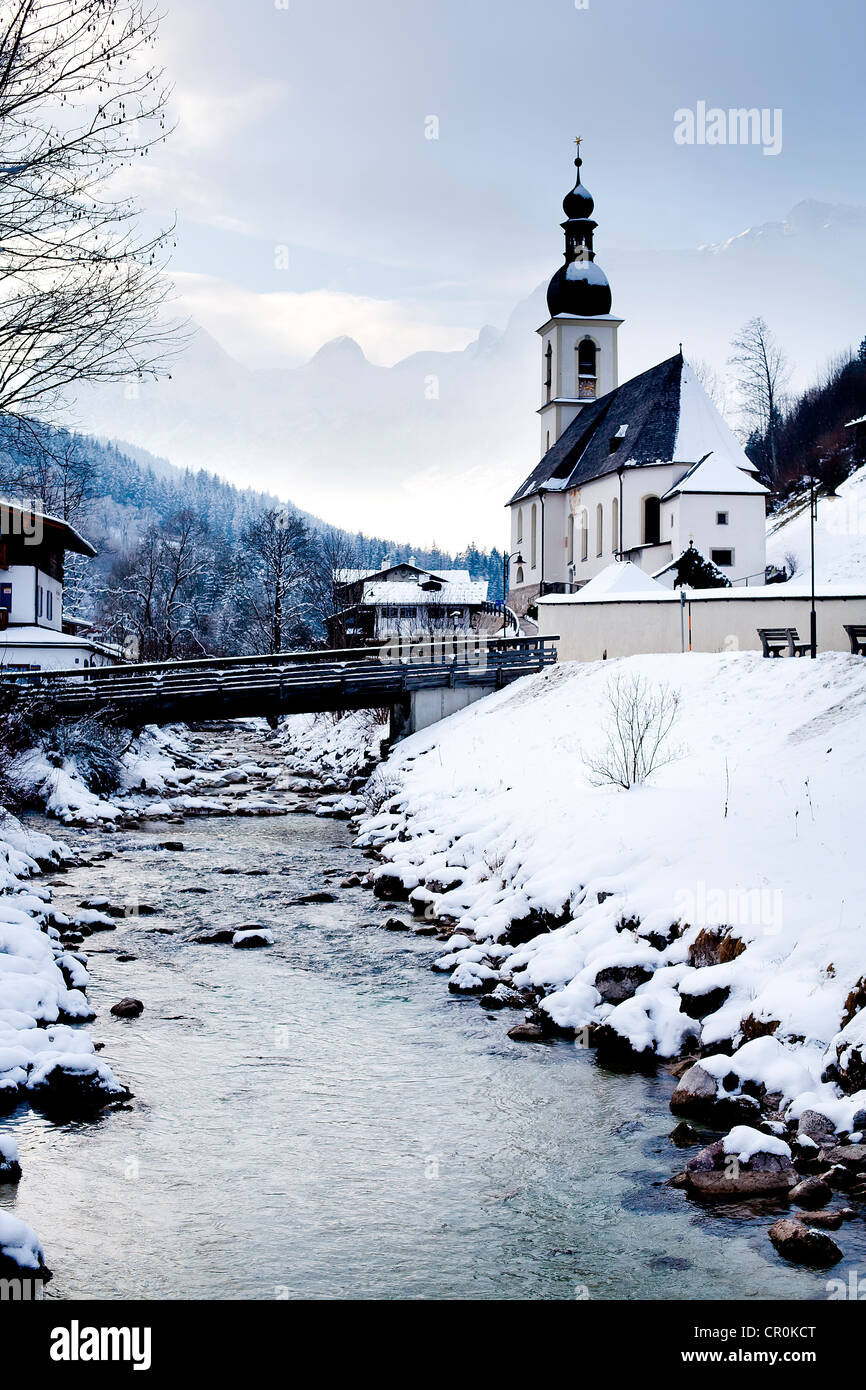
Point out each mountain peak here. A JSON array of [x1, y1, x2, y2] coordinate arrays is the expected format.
[[306, 335, 369, 366]]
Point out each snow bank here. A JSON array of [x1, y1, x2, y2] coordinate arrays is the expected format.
[[355, 651, 866, 1125], [274, 710, 387, 782], [0, 809, 126, 1270], [768, 461, 866, 585]]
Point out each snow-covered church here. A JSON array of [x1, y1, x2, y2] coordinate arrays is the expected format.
[[506, 147, 769, 612]]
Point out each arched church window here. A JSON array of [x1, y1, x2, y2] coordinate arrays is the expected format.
[[567, 513, 574, 564], [517, 507, 523, 543], [596, 502, 604, 556], [580, 509, 588, 562], [530, 503, 537, 568], [577, 338, 597, 400], [611, 496, 619, 553], [544, 342, 553, 403], [516, 567, 524, 585], [643, 495, 661, 546]]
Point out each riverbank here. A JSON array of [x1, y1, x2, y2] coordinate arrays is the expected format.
[[341, 651, 866, 1267]]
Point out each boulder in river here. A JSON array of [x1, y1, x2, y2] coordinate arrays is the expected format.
[[291, 891, 337, 905], [507, 1022, 546, 1042], [26, 1057, 132, 1117], [372, 873, 411, 902], [0, 1137, 22, 1184], [681, 1128, 796, 1196], [110, 997, 144, 1018], [768, 1218, 843, 1267], [789, 1176, 832, 1209], [232, 928, 274, 948], [670, 1063, 759, 1124], [192, 929, 236, 945]]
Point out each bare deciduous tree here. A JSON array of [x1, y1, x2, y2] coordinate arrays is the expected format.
[[585, 673, 682, 790], [728, 317, 791, 481], [0, 0, 179, 416], [235, 507, 315, 654]]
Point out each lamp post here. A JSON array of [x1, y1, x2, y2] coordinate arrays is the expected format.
[[502, 549, 525, 633], [809, 475, 817, 659]]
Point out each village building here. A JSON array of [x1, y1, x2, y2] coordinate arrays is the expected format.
[[327, 561, 489, 645], [0, 500, 120, 670], [506, 147, 769, 613]]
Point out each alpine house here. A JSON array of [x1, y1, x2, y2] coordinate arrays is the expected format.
[[506, 145, 769, 612]]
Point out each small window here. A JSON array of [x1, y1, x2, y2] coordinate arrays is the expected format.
[[516, 507, 523, 543], [37, 586, 43, 617], [46, 590, 53, 621], [544, 342, 553, 403], [711, 548, 734, 567], [515, 566, 524, 585], [716, 511, 729, 526]]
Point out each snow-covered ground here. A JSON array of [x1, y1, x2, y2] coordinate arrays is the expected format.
[[0, 811, 130, 1278], [355, 651, 866, 1134], [767, 461, 866, 586]]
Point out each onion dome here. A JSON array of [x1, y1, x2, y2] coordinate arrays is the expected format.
[[546, 144, 612, 318]]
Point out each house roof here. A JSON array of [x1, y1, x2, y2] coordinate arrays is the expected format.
[[360, 579, 488, 607], [508, 354, 760, 504], [0, 499, 97, 557], [573, 560, 667, 599]]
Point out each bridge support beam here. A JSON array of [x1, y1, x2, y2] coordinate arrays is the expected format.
[[389, 684, 492, 744]]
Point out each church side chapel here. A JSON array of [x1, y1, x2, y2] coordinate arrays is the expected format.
[[507, 142, 769, 614]]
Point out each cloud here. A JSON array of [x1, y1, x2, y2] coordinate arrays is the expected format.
[[168, 271, 478, 367]]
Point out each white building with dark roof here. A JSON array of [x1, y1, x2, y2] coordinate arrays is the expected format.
[[327, 561, 489, 644], [0, 500, 121, 670], [506, 148, 769, 610]]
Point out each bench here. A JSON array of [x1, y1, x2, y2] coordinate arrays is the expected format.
[[843, 624, 866, 656], [757, 627, 810, 658]]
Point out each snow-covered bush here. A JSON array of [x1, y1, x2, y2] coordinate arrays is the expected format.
[[40, 716, 129, 795]]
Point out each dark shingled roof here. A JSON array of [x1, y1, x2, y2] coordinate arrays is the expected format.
[[509, 353, 685, 504]]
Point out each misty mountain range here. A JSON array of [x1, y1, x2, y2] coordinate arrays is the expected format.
[[72, 199, 866, 549]]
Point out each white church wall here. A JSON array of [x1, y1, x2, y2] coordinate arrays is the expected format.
[[674, 492, 767, 585], [538, 590, 866, 662]]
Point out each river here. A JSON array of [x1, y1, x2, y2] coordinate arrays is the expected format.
[[5, 731, 851, 1301]]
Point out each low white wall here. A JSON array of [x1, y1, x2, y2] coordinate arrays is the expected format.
[[538, 591, 866, 662]]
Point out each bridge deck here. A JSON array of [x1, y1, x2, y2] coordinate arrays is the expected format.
[[3, 637, 558, 725]]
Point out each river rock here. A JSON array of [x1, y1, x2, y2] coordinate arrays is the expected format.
[[593, 963, 653, 1004], [821, 1144, 866, 1170], [232, 928, 274, 948], [192, 929, 235, 945], [26, 1060, 132, 1116], [803, 1209, 844, 1230], [340, 875, 362, 888], [669, 1120, 704, 1148], [159, 841, 185, 851], [670, 1063, 759, 1123], [798, 1109, 836, 1143], [768, 1218, 843, 1267], [291, 891, 337, 905], [683, 1136, 796, 1196], [789, 1176, 832, 1209], [0, 1138, 21, 1184], [507, 1022, 546, 1042], [383, 917, 410, 931], [110, 997, 144, 1018], [372, 873, 410, 902]]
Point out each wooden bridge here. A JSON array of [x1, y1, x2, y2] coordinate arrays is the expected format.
[[3, 636, 557, 736]]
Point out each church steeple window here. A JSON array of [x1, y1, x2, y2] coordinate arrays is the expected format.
[[578, 338, 597, 400], [544, 342, 553, 403]]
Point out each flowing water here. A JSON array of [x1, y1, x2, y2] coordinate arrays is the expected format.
[[2, 734, 859, 1301]]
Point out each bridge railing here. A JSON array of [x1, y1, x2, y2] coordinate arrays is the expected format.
[[2, 634, 557, 688]]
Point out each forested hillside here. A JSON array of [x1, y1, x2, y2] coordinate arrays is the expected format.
[[0, 416, 503, 657]]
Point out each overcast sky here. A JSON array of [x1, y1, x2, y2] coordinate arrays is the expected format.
[[137, 0, 865, 369]]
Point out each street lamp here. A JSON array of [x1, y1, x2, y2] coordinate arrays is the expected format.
[[503, 549, 525, 606], [809, 475, 817, 659]]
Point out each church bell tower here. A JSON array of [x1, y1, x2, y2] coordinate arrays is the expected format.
[[537, 141, 623, 455]]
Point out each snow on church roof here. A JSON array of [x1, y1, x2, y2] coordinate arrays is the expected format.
[[661, 451, 769, 499], [509, 354, 762, 504]]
